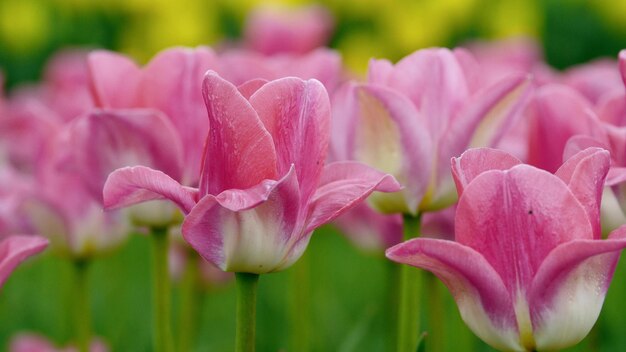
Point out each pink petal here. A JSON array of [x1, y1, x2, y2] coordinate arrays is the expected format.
[[249, 77, 330, 204], [58, 109, 184, 203], [527, 85, 602, 173], [183, 167, 302, 273], [332, 203, 403, 251], [0, 235, 48, 287], [618, 49, 626, 86], [87, 50, 141, 108], [103, 166, 197, 214], [352, 84, 433, 213], [237, 79, 268, 100], [367, 58, 394, 85], [456, 165, 593, 293], [140, 47, 217, 180], [555, 148, 610, 238], [562, 135, 609, 162], [387, 48, 470, 142], [305, 161, 401, 233], [199, 71, 278, 196], [386, 238, 521, 351], [451, 147, 521, 197], [528, 226, 626, 349]]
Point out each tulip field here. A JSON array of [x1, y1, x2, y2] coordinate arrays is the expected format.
[[5, 1, 626, 352]]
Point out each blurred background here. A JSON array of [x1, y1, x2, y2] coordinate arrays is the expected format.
[[2, 0, 626, 89], [3, 0, 626, 351]]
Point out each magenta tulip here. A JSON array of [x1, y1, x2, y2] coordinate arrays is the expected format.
[[103, 71, 400, 274], [387, 147, 626, 351]]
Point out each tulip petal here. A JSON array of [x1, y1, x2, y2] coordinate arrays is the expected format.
[[183, 167, 302, 273], [529, 226, 626, 350], [451, 147, 521, 197], [527, 85, 602, 173], [141, 47, 217, 180], [237, 79, 268, 100], [386, 238, 521, 351], [103, 166, 197, 214], [250, 77, 330, 204], [352, 84, 433, 213], [456, 165, 594, 292], [0, 235, 48, 287], [305, 161, 401, 233], [555, 148, 610, 238], [200, 71, 277, 196], [87, 50, 141, 108], [58, 109, 184, 203]]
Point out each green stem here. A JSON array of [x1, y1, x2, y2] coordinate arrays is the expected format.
[[151, 227, 173, 352], [426, 274, 444, 352], [73, 259, 91, 352], [289, 251, 311, 352], [397, 213, 422, 352], [385, 258, 401, 352], [177, 251, 201, 352], [235, 272, 260, 352]]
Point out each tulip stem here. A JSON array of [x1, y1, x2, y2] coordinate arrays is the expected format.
[[426, 273, 445, 352], [235, 272, 259, 352], [289, 251, 311, 352], [177, 251, 201, 352], [151, 227, 173, 352], [73, 259, 91, 352], [397, 213, 422, 352]]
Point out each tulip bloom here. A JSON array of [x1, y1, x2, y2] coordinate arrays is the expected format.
[[331, 47, 530, 215], [104, 71, 400, 274], [387, 147, 626, 351]]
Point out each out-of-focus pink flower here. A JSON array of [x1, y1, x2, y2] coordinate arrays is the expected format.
[[217, 48, 342, 93], [332, 203, 402, 253], [169, 235, 233, 286], [331, 47, 530, 214], [387, 147, 626, 351], [0, 235, 48, 287], [88, 47, 217, 184], [562, 58, 622, 106], [103, 72, 400, 273], [9, 333, 108, 352], [243, 5, 333, 56]]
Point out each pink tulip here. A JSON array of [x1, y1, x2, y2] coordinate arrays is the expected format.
[[562, 58, 622, 105], [103, 72, 400, 273], [331, 47, 530, 214], [9, 333, 108, 352], [332, 203, 402, 253], [387, 147, 626, 351], [0, 235, 48, 287], [88, 47, 217, 184], [243, 5, 333, 55]]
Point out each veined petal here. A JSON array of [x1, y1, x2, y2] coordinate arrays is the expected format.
[[250, 77, 330, 205], [456, 165, 593, 292], [352, 84, 432, 214], [87, 50, 141, 108], [183, 167, 302, 274], [451, 147, 521, 197], [103, 166, 197, 214], [529, 227, 626, 350], [199, 71, 277, 196], [141, 47, 217, 180], [0, 235, 48, 287], [305, 161, 401, 233], [555, 148, 610, 238], [386, 239, 521, 351]]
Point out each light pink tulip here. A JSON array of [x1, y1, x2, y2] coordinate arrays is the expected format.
[[331, 47, 530, 214], [387, 147, 626, 351], [243, 5, 333, 55], [103, 72, 400, 273], [88, 47, 217, 184], [562, 58, 622, 105]]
